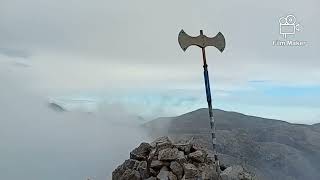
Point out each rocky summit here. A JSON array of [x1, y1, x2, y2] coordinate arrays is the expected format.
[[112, 136, 254, 180], [143, 109, 320, 180]]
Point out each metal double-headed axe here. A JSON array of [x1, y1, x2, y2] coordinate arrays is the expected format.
[[178, 29, 226, 162]]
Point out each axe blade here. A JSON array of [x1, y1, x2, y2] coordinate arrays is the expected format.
[[178, 29, 226, 52]]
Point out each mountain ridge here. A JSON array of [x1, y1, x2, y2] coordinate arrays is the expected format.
[[143, 108, 320, 180]]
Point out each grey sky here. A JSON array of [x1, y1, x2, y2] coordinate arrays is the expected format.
[[0, 0, 319, 121], [0, 1, 319, 179]]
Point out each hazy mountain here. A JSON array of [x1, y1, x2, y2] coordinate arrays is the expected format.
[[143, 108, 320, 180], [48, 102, 67, 112]]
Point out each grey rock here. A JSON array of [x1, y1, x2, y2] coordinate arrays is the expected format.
[[183, 163, 199, 179], [168, 171, 178, 180], [157, 166, 170, 180], [151, 137, 174, 156], [145, 177, 157, 180], [130, 142, 152, 161], [170, 161, 183, 179], [188, 150, 207, 163], [158, 148, 180, 161], [151, 160, 169, 169], [220, 165, 244, 180], [112, 159, 140, 180], [150, 136, 172, 147], [137, 161, 149, 179], [119, 169, 141, 180], [176, 150, 187, 164], [239, 171, 254, 180], [199, 163, 219, 180], [175, 143, 192, 154]]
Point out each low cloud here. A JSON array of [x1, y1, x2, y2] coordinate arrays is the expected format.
[[0, 63, 150, 180]]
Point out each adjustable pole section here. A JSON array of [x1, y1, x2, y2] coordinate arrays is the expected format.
[[200, 30, 218, 162]]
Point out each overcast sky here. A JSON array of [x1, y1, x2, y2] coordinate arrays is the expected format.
[[0, 0, 319, 123]]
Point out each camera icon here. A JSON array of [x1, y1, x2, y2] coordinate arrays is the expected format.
[[279, 14, 300, 39]]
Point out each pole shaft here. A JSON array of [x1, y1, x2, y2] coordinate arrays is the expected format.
[[200, 30, 217, 161]]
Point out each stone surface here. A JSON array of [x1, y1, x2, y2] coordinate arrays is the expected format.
[[183, 163, 199, 179], [176, 151, 187, 164], [168, 171, 178, 180], [112, 159, 140, 180], [150, 136, 172, 147], [145, 177, 157, 180], [199, 164, 219, 180], [158, 148, 179, 161], [170, 161, 183, 179], [130, 142, 152, 161], [120, 169, 141, 180], [188, 150, 207, 163], [137, 161, 149, 179], [150, 160, 168, 169], [112, 136, 254, 180], [220, 165, 244, 180], [175, 143, 192, 155], [157, 166, 170, 180]]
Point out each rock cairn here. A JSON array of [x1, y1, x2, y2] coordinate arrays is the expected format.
[[112, 136, 225, 180]]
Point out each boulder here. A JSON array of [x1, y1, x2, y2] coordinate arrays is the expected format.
[[154, 137, 174, 154], [130, 142, 152, 161], [150, 136, 172, 147], [112, 159, 140, 180], [220, 165, 244, 180], [137, 161, 149, 179], [150, 160, 169, 169], [176, 151, 187, 164], [158, 148, 180, 161], [170, 161, 183, 179], [120, 169, 141, 180], [188, 150, 207, 163], [145, 177, 157, 180], [168, 171, 178, 180], [112, 137, 254, 180], [183, 163, 199, 179], [157, 166, 170, 180], [175, 143, 192, 155], [199, 163, 219, 180]]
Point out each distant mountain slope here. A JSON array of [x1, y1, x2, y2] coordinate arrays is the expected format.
[[143, 108, 320, 180]]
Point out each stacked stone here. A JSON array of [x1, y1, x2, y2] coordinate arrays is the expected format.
[[112, 136, 220, 180]]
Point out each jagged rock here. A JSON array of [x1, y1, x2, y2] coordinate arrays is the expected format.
[[190, 143, 205, 153], [175, 143, 192, 155], [152, 137, 174, 155], [112, 159, 140, 180], [130, 142, 152, 161], [112, 137, 254, 180], [199, 163, 219, 180], [145, 177, 157, 180], [157, 166, 170, 180], [120, 169, 141, 180], [158, 148, 180, 161], [176, 150, 187, 164], [183, 163, 199, 179], [168, 171, 178, 180], [220, 165, 244, 180], [150, 136, 172, 147], [137, 161, 149, 179], [150, 160, 169, 169], [188, 150, 207, 163], [170, 161, 183, 179], [156, 169, 177, 180], [239, 171, 254, 180]]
